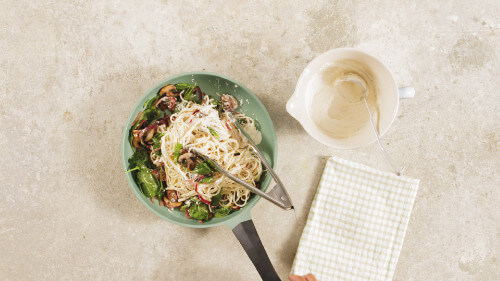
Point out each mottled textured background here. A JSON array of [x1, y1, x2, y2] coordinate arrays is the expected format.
[[1, 0, 499, 280]]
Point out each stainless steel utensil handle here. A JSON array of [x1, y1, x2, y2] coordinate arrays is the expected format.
[[209, 159, 289, 209], [245, 140, 293, 209], [227, 113, 294, 210]]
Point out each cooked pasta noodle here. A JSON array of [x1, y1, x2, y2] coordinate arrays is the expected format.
[[157, 95, 262, 207]]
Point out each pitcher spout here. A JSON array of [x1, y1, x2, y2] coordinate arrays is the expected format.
[[286, 92, 304, 121]]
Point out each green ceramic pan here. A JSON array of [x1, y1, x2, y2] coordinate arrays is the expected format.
[[121, 72, 282, 281]]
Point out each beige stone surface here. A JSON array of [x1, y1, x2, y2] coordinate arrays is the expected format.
[[1, 0, 499, 280]]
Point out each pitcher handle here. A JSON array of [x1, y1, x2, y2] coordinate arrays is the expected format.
[[398, 86, 415, 99]]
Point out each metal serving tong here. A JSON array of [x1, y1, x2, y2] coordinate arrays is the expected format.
[[189, 112, 294, 210]]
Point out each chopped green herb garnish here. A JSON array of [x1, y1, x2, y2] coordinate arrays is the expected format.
[[182, 85, 196, 102], [175, 83, 194, 92], [193, 162, 213, 175], [211, 99, 223, 112], [173, 143, 183, 163], [207, 127, 219, 138], [152, 132, 166, 149], [205, 159, 217, 170], [199, 176, 213, 184]]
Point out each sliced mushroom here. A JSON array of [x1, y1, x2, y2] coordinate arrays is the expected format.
[[158, 84, 176, 97], [155, 96, 167, 110], [150, 116, 169, 128], [143, 127, 155, 142], [138, 125, 158, 146], [155, 96, 176, 111], [132, 129, 142, 148], [163, 192, 181, 208], [166, 97, 176, 111], [167, 201, 182, 208], [220, 94, 238, 111], [166, 190, 178, 202], [178, 152, 197, 171], [186, 159, 196, 171], [178, 152, 194, 163], [167, 192, 180, 206]]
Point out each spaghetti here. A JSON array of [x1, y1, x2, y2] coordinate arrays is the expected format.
[[158, 95, 262, 208]]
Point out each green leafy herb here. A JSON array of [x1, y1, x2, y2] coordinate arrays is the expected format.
[[128, 150, 149, 168], [205, 159, 217, 170], [128, 132, 134, 148], [175, 83, 196, 102], [142, 107, 161, 122], [214, 206, 232, 218], [128, 163, 163, 198], [211, 191, 222, 206], [127, 150, 162, 198], [125, 166, 140, 173], [131, 114, 144, 131], [143, 96, 156, 108], [173, 143, 183, 163], [207, 127, 219, 138], [174, 83, 194, 92], [140, 96, 161, 121], [193, 162, 213, 175], [180, 204, 189, 212], [136, 164, 162, 198], [183, 87, 195, 102], [152, 132, 166, 149], [211, 99, 223, 112], [188, 199, 210, 221], [199, 176, 213, 184]]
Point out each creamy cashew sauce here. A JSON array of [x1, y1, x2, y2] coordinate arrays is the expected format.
[[308, 60, 379, 138]]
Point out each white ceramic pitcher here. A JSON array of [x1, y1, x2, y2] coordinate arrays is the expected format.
[[286, 48, 414, 149]]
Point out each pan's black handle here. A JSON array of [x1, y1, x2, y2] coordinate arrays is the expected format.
[[232, 220, 282, 281]]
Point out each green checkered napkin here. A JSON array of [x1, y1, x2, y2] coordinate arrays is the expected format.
[[291, 156, 419, 280]]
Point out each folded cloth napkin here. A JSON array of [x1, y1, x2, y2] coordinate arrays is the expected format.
[[291, 156, 420, 281]]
